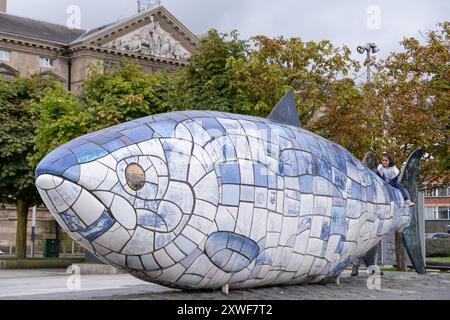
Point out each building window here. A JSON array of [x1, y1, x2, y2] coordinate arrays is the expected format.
[[438, 187, 447, 197], [425, 206, 450, 220], [39, 57, 55, 68], [424, 185, 449, 197], [438, 207, 450, 220], [425, 207, 436, 220], [0, 50, 10, 61]]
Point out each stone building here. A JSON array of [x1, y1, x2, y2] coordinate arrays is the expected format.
[[0, 0, 198, 92], [423, 184, 450, 233], [0, 206, 77, 255], [0, 1, 198, 255]]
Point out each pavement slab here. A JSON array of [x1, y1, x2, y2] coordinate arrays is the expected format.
[[0, 269, 449, 300]]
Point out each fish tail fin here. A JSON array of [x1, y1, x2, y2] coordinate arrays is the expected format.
[[399, 150, 426, 274]]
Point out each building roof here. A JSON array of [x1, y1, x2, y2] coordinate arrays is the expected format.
[[72, 22, 116, 44], [0, 6, 198, 58], [69, 6, 198, 47], [0, 12, 86, 44]]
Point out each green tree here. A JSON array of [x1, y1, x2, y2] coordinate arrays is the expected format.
[[29, 81, 87, 167], [307, 80, 383, 160], [372, 22, 449, 184], [81, 61, 170, 131], [31, 61, 172, 166], [226, 35, 372, 160], [0, 76, 58, 258], [169, 29, 249, 112], [228, 36, 361, 123]]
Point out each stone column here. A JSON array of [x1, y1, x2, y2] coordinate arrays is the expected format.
[[0, 0, 6, 13], [418, 191, 425, 260]]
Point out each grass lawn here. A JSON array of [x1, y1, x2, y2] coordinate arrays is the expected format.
[[380, 267, 448, 273], [0, 256, 83, 261], [0, 256, 85, 269], [380, 267, 415, 272], [426, 257, 450, 262]]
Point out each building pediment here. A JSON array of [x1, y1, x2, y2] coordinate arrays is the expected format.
[[38, 70, 65, 82], [103, 18, 191, 61], [71, 6, 197, 62], [0, 62, 18, 76]]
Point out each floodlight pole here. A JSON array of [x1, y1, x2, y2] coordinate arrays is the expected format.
[[366, 49, 371, 83], [357, 43, 379, 83], [357, 42, 381, 262]]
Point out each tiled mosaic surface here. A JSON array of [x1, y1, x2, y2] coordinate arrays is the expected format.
[[35, 111, 412, 289]]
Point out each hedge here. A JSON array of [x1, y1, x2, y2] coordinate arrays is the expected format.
[[426, 239, 450, 257]]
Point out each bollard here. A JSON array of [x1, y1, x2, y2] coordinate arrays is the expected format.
[[63, 241, 67, 258], [222, 284, 229, 295], [31, 206, 36, 258]]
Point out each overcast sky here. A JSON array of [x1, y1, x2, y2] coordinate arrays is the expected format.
[[6, 0, 449, 61]]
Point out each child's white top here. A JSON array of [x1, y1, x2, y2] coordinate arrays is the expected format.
[[377, 164, 400, 182]]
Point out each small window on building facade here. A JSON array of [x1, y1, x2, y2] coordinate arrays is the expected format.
[[425, 185, 449, 197], [39, 57, 55, 68], [438, 187, 448, 197], [425, 188, 435, 197], [438, 206, 450, 220], [0, 50, 10, 61], [425, 207, 435, 220]]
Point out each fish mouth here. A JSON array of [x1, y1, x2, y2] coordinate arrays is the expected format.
[[35, 174, 116, 242]]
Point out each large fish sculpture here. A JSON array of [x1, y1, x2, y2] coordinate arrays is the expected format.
[[35, 91, 425, 290]]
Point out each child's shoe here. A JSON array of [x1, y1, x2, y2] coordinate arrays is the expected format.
[[404, 200, 415, 207]]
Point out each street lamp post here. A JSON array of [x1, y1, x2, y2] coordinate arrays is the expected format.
[[357, 42, 382, 265], [357, 43, 379, 83], [31, 206, 36, 258]]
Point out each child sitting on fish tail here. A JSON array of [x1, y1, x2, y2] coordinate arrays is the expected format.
[[377, 152, 414, 207]]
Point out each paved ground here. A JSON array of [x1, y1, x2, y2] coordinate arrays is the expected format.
[[0, 269, 449, 300]]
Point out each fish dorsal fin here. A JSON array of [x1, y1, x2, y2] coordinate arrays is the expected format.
[[268, 90, 301, 127], [362, 151, 378, 173]]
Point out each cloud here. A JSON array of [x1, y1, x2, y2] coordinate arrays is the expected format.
[[6, 0, 449, 60]]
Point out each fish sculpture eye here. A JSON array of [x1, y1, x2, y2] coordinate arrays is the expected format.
[[125, 163, 146, 191]]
